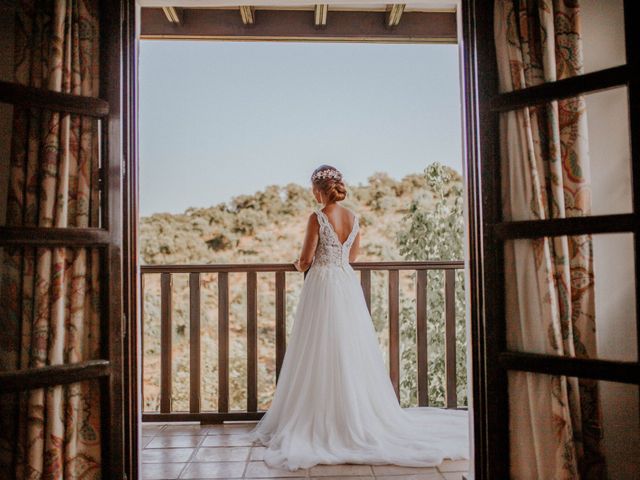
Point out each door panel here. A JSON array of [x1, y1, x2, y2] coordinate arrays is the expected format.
[[0, 1, 128, 478], [462, 0, 640, 477]]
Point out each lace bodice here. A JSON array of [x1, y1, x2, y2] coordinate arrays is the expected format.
[[312, 209, 359, 270]]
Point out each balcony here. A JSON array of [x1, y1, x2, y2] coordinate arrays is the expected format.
[[140, 260, 469, 479]]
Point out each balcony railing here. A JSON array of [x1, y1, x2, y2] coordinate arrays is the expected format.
[[140, 261, 465, 423]]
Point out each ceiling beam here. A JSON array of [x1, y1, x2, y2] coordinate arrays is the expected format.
[[314, 4, 328, 28], [161, 6, 182, 24], [141, 8, 458, 44], [239, 6, 255, 25], [385, 4, 405, 28]]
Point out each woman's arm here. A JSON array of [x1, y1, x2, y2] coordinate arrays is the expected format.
[[349, 230, 361, 263], [293, 213, 320, 272]]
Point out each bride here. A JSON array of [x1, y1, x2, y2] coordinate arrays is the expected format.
[[243, 165, 469, 471]]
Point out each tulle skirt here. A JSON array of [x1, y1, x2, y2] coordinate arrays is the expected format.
[[240, 263, 469, 471]]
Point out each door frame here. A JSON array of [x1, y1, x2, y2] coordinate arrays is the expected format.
[[122, 3, 498, 480]]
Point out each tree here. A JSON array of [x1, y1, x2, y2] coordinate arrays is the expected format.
[[395, 163, 466, 407]]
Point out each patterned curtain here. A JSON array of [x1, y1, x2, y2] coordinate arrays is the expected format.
[[493, 1, 606, 479], [0, 1, 102, 478]]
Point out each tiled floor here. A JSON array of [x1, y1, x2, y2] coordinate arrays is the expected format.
[[141, 422, 469, 480]]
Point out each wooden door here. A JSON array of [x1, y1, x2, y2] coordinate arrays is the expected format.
[[0, 1, 132, 478], [462, 0, 640, 478]]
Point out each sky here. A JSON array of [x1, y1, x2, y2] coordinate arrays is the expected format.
[[139, 40, 462, 216]]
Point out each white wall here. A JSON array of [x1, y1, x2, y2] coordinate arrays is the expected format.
[[582, 0, 639, 478]]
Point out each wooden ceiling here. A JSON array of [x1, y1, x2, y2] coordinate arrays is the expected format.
[[141, 4, 457, 43]]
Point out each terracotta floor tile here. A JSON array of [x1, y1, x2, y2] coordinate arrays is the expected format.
[[374, 474, 443, 480], [140, 462, 186, 480], [147, 435, 204, 449], [179, 461, 246, 479], [309, 477, 373, 480], [160, 425, 208, 436], [441, 473, 465, 480], [201, 434, 253, 447], [192, 446, 251, 462], [309, 464, 373, 476], [142, 448, 194, 463], [372, 466, 440, 476], [249, 446, 266, 461], [436, 460, 469, 473], [244, 460, 308, 478]]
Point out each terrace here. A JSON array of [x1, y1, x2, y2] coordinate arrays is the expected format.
[[140, 260, 469, 479]]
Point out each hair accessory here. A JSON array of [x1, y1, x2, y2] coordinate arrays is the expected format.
[[312, 168, 342, 182]]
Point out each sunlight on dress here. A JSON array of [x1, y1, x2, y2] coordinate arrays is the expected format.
[[241, 209, 469, 471]]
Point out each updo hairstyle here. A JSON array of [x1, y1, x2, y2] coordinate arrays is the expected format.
[[310, 164, 347, 202]]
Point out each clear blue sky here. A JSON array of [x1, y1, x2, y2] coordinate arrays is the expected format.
[[139, 40, 462, 216]]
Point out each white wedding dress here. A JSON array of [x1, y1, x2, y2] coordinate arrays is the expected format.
[[242, 209, 469, 471]]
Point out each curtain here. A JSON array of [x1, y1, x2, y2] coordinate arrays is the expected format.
[[494, 1, 606, 479], [0, 1, 102, 479]]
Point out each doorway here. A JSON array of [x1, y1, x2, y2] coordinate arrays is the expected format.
[[135, 4, 473, 480]]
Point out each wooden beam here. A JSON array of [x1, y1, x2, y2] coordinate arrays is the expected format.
[[386, 4, 405, 28], [0, 80, 109, 117], [493, 214, 637, 239], [141, 9, 457, 44], [314, 4, 328, 28], [0, 226, 111, 246], [0, 360, 111, 392], [239, 6, 255, 25], [161, 6, 182, 24], [490, 65, 628, 112], [499, 351, 640, 385]]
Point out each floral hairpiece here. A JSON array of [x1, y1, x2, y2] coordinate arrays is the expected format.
[[312, 169, 342, 182]]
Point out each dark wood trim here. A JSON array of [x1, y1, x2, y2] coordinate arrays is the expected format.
[[388, 269, 400, 400], [489, 65, 629, 112], [493, 214, 638, 239], [624, 0, 640, 365], [499, 352, 640, 385], [246, 271, 258, 412], [0, 226, 111, 246], [100, 0, 125, 477], [189, 273, 201, 414], [416, 270, 428, 406], [0, 80, 110, 117], [121, 0, 140, 472], [444, 269, 457, 408], [275, 271, 286, 382], [140, 8, 457, 43], [160, 273, 172, 413], [142, 411, 266, 423], [461, 0, 508, 477], [218, 272, 229, 413], [0, 360, 111, 392], [139, 260, 464, 274]]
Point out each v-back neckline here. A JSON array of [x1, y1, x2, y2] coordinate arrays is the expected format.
[[318, 209, 357, 246]]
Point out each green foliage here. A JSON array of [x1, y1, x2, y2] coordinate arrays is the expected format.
[[140, 164, 467, 412], [395, 163, 467, 407]]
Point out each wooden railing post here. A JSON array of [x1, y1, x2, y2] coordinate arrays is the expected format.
[[189, 272, 201, 414], [247, 271, 258, 412], [388, 269, 400, 400], [140, 261, 464, 422], [416, 269, 429, 406], [160, 273, 172, 413], [218, 272, 229, 414], [360, 269, 371, 312], [275, 271, 286, 382], [445, 269, 457, 408]]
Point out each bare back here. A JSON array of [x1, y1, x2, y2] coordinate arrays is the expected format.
[[320, 205, 356, 244]]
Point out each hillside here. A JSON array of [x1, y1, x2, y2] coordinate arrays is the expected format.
[[140, 167, 466, 412]]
